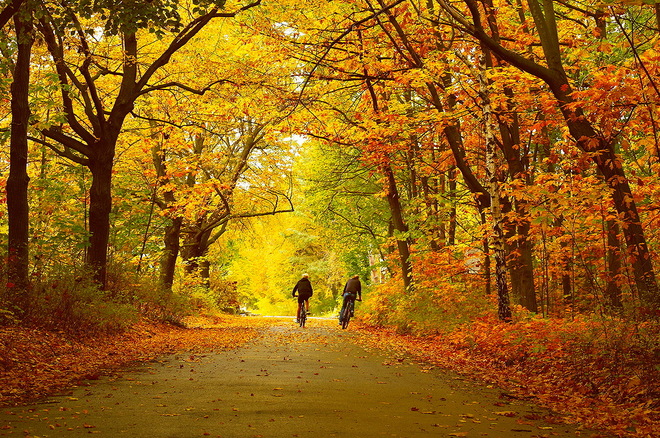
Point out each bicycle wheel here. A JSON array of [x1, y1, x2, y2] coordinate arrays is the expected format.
[[299, 310, 306, 327], [341, 302, 352, 329]]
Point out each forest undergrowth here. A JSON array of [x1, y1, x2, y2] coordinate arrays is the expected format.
[[353, 316, 660, 438]]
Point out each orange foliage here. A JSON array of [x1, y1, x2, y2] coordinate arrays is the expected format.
[[362, 248, 492, 334]]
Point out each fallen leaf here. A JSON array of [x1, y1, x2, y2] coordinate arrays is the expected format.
[[494, 411, 517, 417]]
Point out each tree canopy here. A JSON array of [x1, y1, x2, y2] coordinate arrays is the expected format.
[[1, 0, 660, 325]]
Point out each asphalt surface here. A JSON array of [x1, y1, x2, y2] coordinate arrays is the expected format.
[[0, 318, 599, 437]]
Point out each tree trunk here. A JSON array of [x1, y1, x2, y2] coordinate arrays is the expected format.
[[480, 0, 537, 313], [523, 0, 658, 309], [464, 0, 660, 311], [6, 9, 33, 307], [382, 162, 412, 289], [482, 227, 492, 296], [447, 167, 457, 246], [478, 57, 511, 321], [199, 259, 211, 288], [498, 108, 537, 312], [421, 174, 441, 251], [181, 228, 212, 284], [160, 216, 183, 292], [553, 215, 573, 313], [605, 218, 623, 311], [362, 73, 412, 289], [595, 155, 658, 308], [509, 222, 537, 312], [87, 148, 115, 288]]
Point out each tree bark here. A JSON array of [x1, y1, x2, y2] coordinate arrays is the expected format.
[[160, 217, 183, 291], [421, 173, 441, 251], [481, 212, 492, 297], [6, 8, 33, 307], [482, 0, 537, 312], [86, 147, 115, 287], [447, 167, 457, 246], [383, 162, 412, 289], [0, 0, 26, 29], [181, 228, 212, 286], [478, 57, 511, 321], [509, 222, 537, 311], [605, 218, 623, 311]]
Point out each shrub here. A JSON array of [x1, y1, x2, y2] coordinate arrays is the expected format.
[[362, 248, 492, 335], [27, 266, 138, 335]]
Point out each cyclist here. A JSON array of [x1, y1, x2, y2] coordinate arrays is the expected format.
[[339, 274, 362, 324], [292, 273, 313, 323]]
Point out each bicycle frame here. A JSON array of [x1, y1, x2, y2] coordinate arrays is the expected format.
[[340, 299, 355, 329], [296, 297, 308, 327]]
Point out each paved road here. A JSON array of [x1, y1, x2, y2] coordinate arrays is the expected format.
[[0, 319, 598, 437]]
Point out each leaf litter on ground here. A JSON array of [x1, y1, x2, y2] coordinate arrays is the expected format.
[[350, 316, 660, 438], [0, 315, 265, 407], [2, 314, 657, 438]]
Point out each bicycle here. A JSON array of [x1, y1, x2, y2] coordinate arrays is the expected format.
[[339, 297, 360, 329], [298, 303, 307, 328], [294, 294, 309, 328]]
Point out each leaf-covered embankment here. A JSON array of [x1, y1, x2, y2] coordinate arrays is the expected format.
[[0, 316, 264, 407], [354, 317, 660, 438]]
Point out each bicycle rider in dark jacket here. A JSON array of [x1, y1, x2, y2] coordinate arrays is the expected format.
[[339, 274, 361, 323], [292, 273, 313, 322]]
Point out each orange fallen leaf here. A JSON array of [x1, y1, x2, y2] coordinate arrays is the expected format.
[[494, 411, 517, 417]]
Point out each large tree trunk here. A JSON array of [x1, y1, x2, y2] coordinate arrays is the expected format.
[[498, 107, 537, 312], [87, 148, 115, 288], [481, 0, 537, 313], [160, 216, 183, 291], [6, 9, 33, 307], [181, 228, 212, 286]]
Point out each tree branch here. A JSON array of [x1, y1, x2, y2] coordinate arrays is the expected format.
[[139, 79, 235, 96], [35, 16, 97, 145], [27, 134, 90, 165], [436, 0, 560, 85], [0, 0, 26, 29], [137, 1, 262, 93], [67, 9, 106, 136]]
